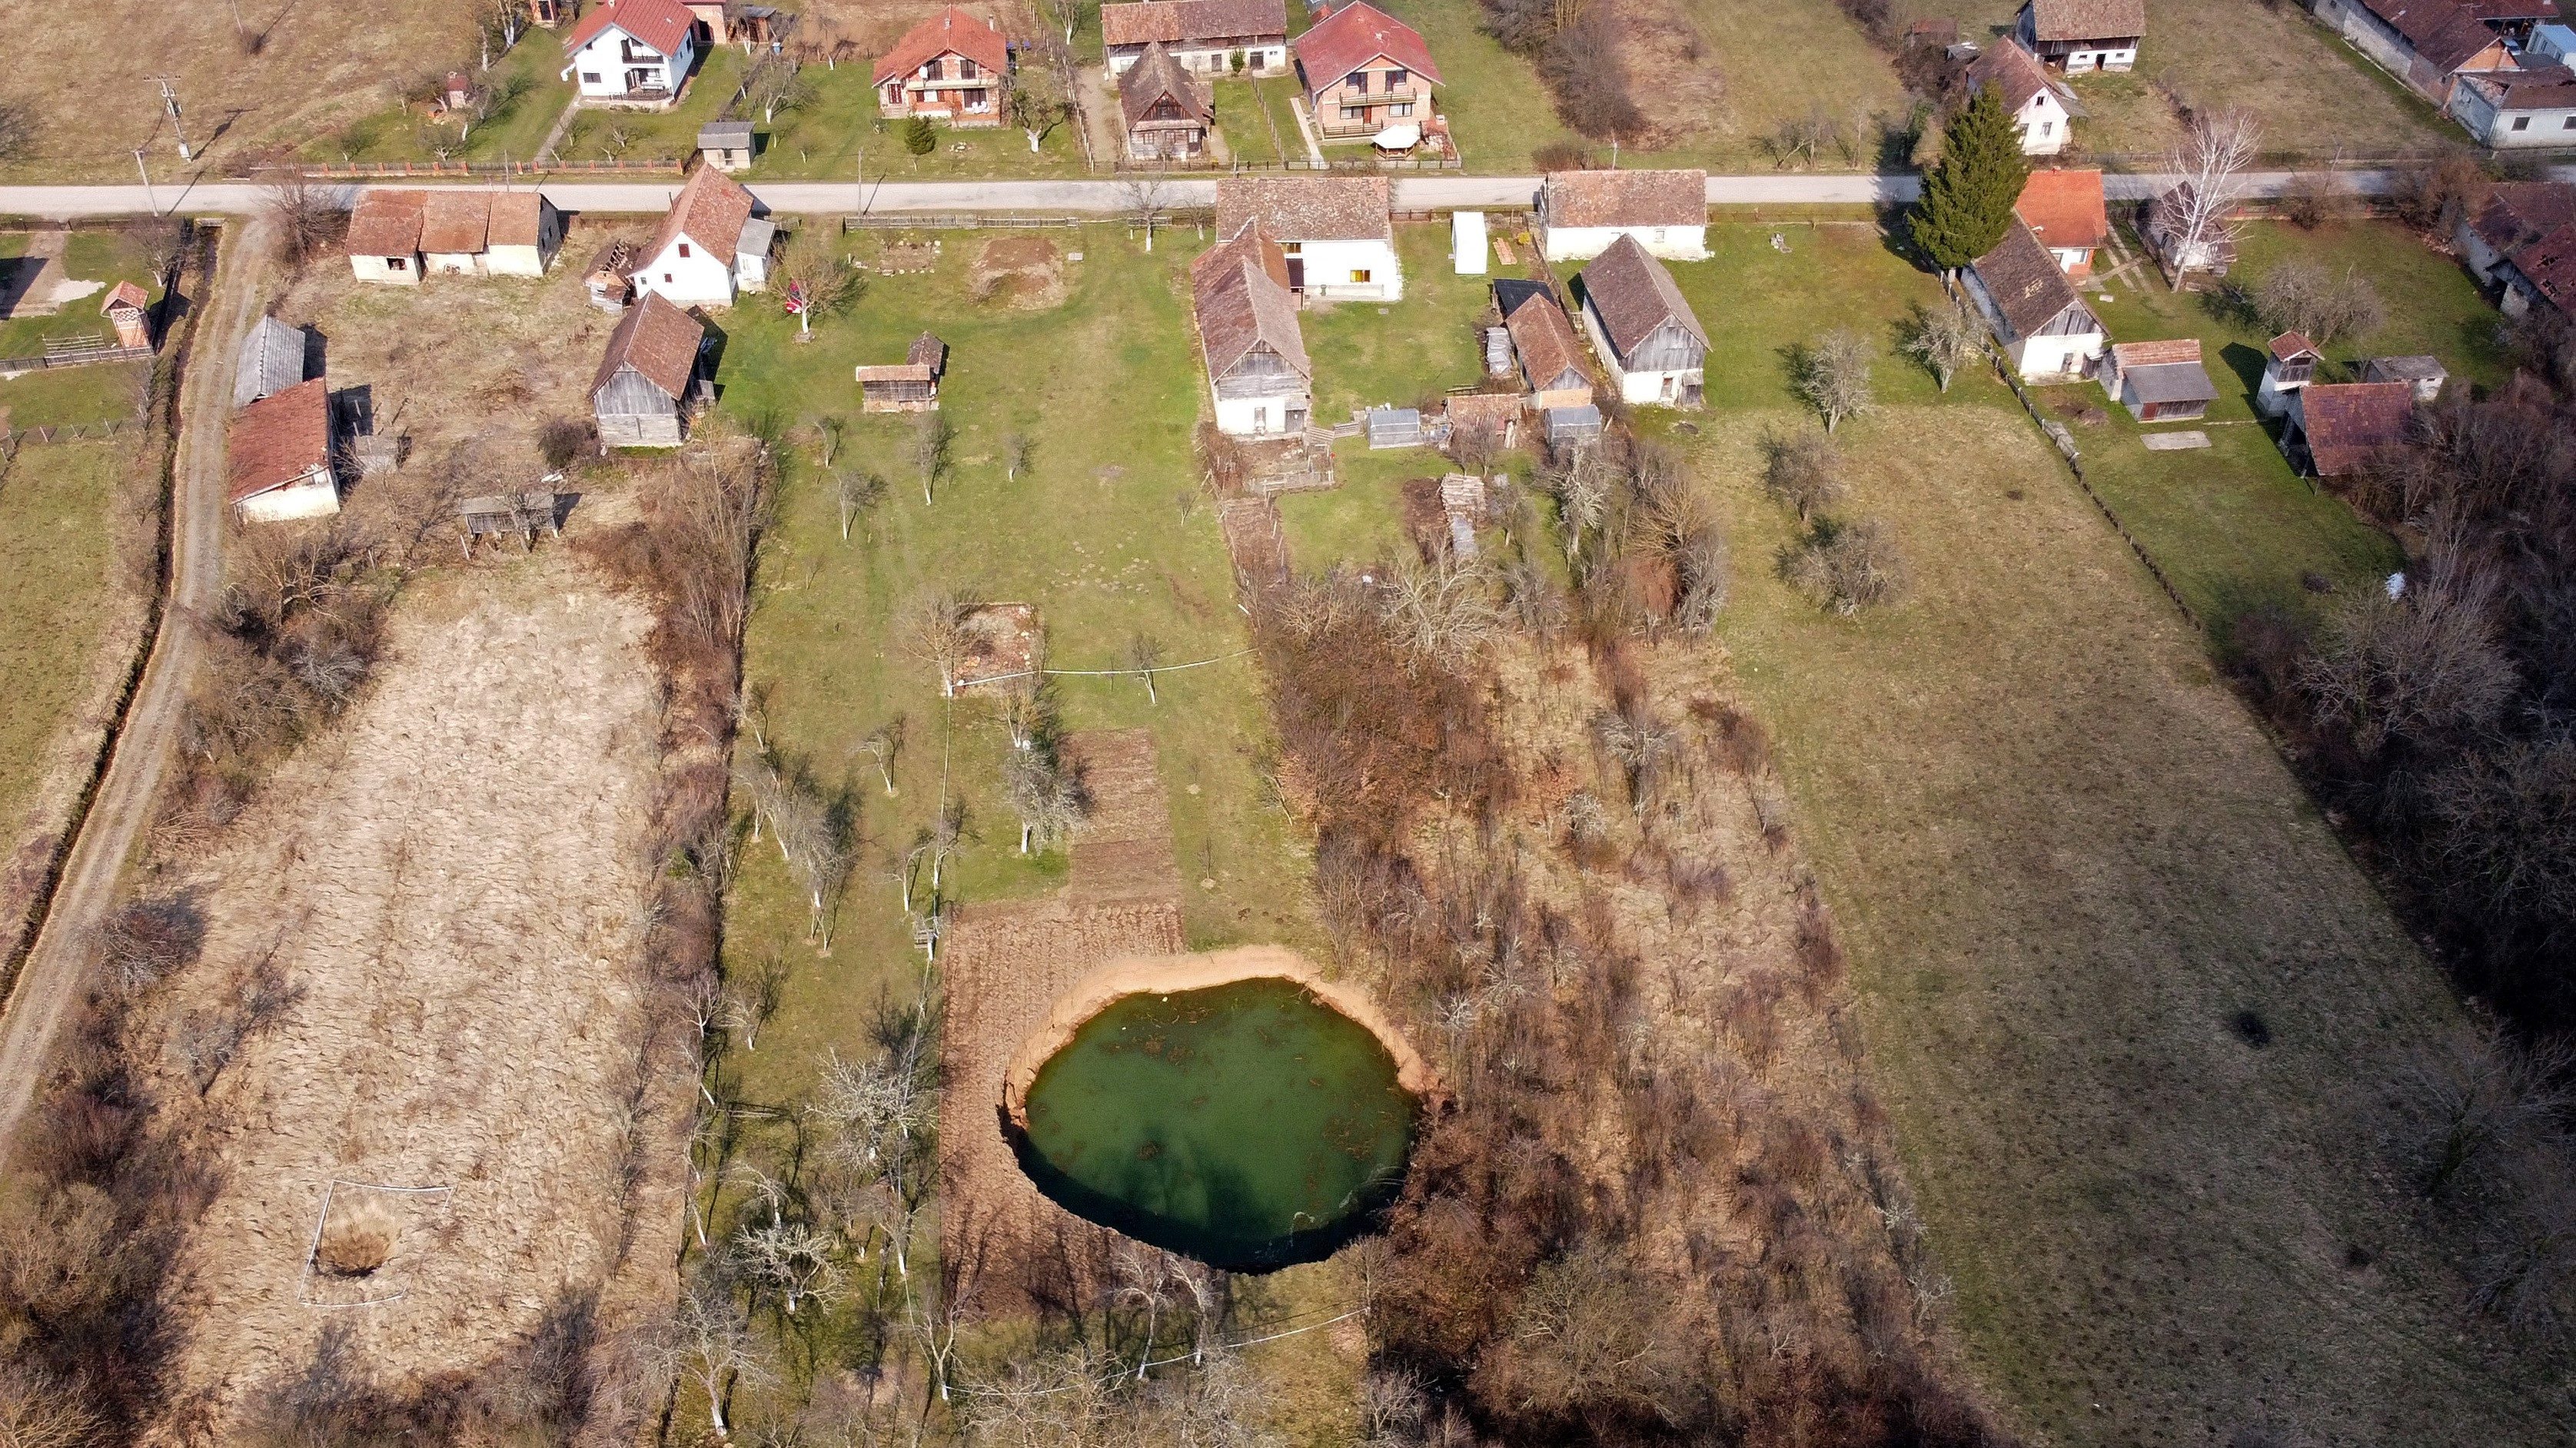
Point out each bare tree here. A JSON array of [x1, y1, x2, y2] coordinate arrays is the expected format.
[[1002, 749, 1085, 854], [779, 227, 863, 337], [903, 591, 974, 697], [1381, 558, 1501, 668], [1121, 176, 1175, 251], [2158, 108, 2260, 286], [2298, 561, 2511, 757], [2252, 260, 2385, 348], [911, 411, 954, 505], [719, 949, 789, 1050], [2396, 1027, 2571, 1196], [733, 1219, 846, 1315], [1126, 632, 1165, 704], [1592, 706, 1676, 816], [1005, 69, 1075, 152], [1793, 329, 1875, 433], [833, 468, 885, 543], [0, 1363, 105, 1448], [1761, 430, 1845, 524], [1546, 449, 1615, 562], [642, 1273, 776, 1437], [855, 718, 904, 795], [1786, 516, 1909, 615], [1903, 297, 1983, 393], [1005, 430, 1037, 480], [263, 171, 347, 268]]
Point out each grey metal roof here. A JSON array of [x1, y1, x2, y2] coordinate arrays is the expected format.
[[234, 316, 307, 410], [2124, 360, 2218, 406], [700, 120, 755, 145], [2364, 354, 2445, 381], [736, 215, 776, 262]]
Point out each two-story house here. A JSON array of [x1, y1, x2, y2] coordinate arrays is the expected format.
[[1192, 223, 1312, 437], [1102, 0, 1289, 76], [1963, 39, 2082, 155], [630, 165, 775, 307], [1291, 1, 1441, 141], [560, 0, 700, 105], [874, 7, 1013, 128], [1215, 176, 1403, 301], [2014, 0, 2143, 71]]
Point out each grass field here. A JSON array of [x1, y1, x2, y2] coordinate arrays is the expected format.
[[0, 443, 125, 839], [1896, 0, 2449, 159], [1212, 79, 1291, 166], [1627, 222, 2567, 1443], [1301, 223, 1501, 421], [0, 228, 166, 360], [302, 34, 573, 166]]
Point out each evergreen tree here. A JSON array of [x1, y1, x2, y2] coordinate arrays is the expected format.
[[1909, 85, 2031, 271]]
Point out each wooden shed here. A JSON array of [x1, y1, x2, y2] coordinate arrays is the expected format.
[[1497, 279, 1592, 411], [100, 281, 151, 351], [591, 293, 707, 450], [856, 330, 948, 413]]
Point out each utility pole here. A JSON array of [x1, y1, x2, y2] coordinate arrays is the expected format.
[[133, 149, 156, 215], [149, 78, 192, 161]]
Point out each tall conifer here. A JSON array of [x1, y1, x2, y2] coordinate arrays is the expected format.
[[1910, 85, 2032, 270]]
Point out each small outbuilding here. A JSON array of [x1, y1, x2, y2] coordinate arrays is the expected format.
[[420, 190, 493, 276], [856, 331, 949, 412], [700, 119, 756, 171], [1541, 403, 1603, 450], [2285, 381, 2415, 477], [591, 292, 708, 449], [1497, 279, 1591, 410], [1577, 233, 1707, 408], [587, 241, 637, 311], [486, 192, 567, 277], [228, 378, 339, 523], [101, 281, 152, 350], [2255, 330, 2322, 417], [346, 189, 428, 284], [2142, 182, 2238, 280], [1452, 210, 1487, 275], [1365, 405, 1423, 448], [2362, 354, 2448, 403], [234, 315, 309, 409], [2102, 338, 2216, 422]]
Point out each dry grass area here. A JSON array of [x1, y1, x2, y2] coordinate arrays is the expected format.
[[792, 0, 1044, 56], [1680, 401, 2567, 1443], [144, 553, 684, 1430], [0, 0, 483, 180], [1641, 0, 1909, 158]]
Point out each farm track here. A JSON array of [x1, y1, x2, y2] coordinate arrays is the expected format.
[[0, 218, 264, 1153]]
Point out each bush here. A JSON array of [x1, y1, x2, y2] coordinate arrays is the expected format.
[[537, 417, 593, 472], [1532, 140, 1598, 171], [1536, 9, 1643, 140], [2386, 152, 2490, 231], [1762, 430, 1844, 523], [1784, 516, 1907, 615], [2277, 172, 2357, 230], [902, 116, 936, 155], [2254, 260, 2384, 347]]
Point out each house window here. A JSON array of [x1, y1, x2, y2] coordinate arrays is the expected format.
[[2038, 121, 2053, 135], [678, 242, 692, 257], [1281, 241, 1301, 255], [886, 83, 902, 103], [1390, 101, 1413, 117], [663, 272, 674, 283], [1350, 268, 1371, 284], [960, 57, 979, 78], [2515, 115, 2532, 131], [920, 61, 936, 78], [2564, 115, 2576, 128], [1388, 68, 1408, 87], [387, 256, 407, 271], [580, 71, 603, 84], [1349, 70, 1368, 93], [1342, 105, 1366, 119]]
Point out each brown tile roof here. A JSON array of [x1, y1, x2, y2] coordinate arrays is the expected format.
[[1966, 38, 2059, 113], [2353, 0, 2503, 71], [856, 332, 949, 386], [2269, 330, 2321, 362], [2459, 0, 2558, 19], [1193, 227, 1308, 380], [1543, 169, 1706, 230], [228, 377, 331, 505], [566, 0, 697, 55], [345, 188, 427, 258], [2298, 382, 2415, 476], [1215, 175, 1390, 242], [420, 189, 493, 254], [100, 281, 149, 314], [487, 191, 552, 247], [2465, 64, 2576, 108], [2471, 181, 2576, 257], [593, 292, 704, 402], [2016, 168, 2109, 252], [873, 6, 1012, 85], [1577, 234, 1706, 364], [2025, 0, 2145, 39], [645, 164, 756, 269], [2109, 337, 2202, 369], [908, 331, 948, 370], [1973, 219, 2095, 340], [1119, 42, 1215, 128], [1101, 0, 1286, 45], [1291, 0, 1441, 91], [2505, 220, 2576, 312], [1499, 281, 1587, 393]]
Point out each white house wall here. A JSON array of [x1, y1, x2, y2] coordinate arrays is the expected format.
[[2056, 45, 2135, 71], [235, 473, 341, 523], [2015, 95, 2070, 155], [1539, 223, 1709, 262], [2454, 89, 2576, 146], [1291, 237, 1402, 300], [1579, 303, 1697, 406], [2456, 220, 2506, 281], [633, 238, 737, 306], [2009, 330, 2104, 381], [1213, 388, 1308, 435], [566, 28, 696, 99], [350, 253, 420, 286], [1109, 42, 1286, 75], [486, 243, 548, 277], [424, 250, 484, 277]]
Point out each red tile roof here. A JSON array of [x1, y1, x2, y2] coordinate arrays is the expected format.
[[644, 164, 756, 268], [2109, 337, 2202, 369], [593, 292, 705, 402], [2016, 168, 2109, 253], [566, 0, 697, 57], [2269, 330, 2321, 362], [228, 377, 331, 505], [2352, 0, 2505, 72], [2471, 181, 2576, 258], [1972, 218, 2093, 340], [419, 189, 493, 254], [873, 7, 1012, 86], [100, 281, 149, 314], [1101, 0, 1287, 45], [2299, 382, 2416, 477], [1543, 169, 1706, 229], [487, 191, 553, 248], [1292, 1, 1441, 92], [344, 188, 427, 258], [2505, 220, 2576, 313]]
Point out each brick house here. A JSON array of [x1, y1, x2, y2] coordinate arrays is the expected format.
[[874, 7, 1012, 127], [1291, 1, 1441, 140]]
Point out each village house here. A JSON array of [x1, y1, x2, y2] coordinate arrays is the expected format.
[[1497, 280, 1593, 411], [2457, 180, 2576, 284], [1291, 1, 1441, 141], [2255, 330, 2323, 416], [345, 189, 427, 284], [1966, 218, 2107, 381], [2451, 64, 2576, 143], [1964, 40, 2080, 155], [486, 192, 567, 277], [874, 7, 1012, 128], [2015, 0, 2143, 71], [2016, 168, 2109, 277], [560, 0, 701, 105], [1536, 169, 1708, 262], [631, 164, 773, 307], [593, 293, 709, 449], [1102, 0, 1288, 75], [234, 315, 307, 409], [421, 191, 491, 276], [1119, 42, 1215, 161], [2492, 221, 2576, 317], [1577, 234, 1707, 407], [2315, 0, 2517, 106], [2101, 339, 2218, 421], [229, 378, 338, 523], [1191, 223, 1313, 437], [700, 119, 756, 171], [857, 332, 949, 412], [2141, 181, 2239, 279], [2285, 381, 2417, 477], [101, 281, 151, 351], [1215, 176, 1401, 300]]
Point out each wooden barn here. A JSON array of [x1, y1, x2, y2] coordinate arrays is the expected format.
[[1497, 279, 1591, 411], [591, 292, 707, 449], [856, 331, 949, 412], [1577, 233, 1706, 407]]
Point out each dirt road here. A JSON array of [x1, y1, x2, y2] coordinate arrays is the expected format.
[[0, 218, 265, 1151]]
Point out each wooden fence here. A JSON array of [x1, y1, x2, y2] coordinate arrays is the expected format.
[[842, 212, 1098, 231], [294, 156, 686, 178], [0, 342, 152, 376], [0, 418, 138, 456]]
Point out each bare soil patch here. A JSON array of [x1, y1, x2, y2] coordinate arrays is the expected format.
[[970, 236, 1069, 311], [144, 553, 684, 1430], [950, 602, 1042, 692]]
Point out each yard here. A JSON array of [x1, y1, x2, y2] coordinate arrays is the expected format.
[[1628, 220, 2565, 1443], [1896, 0, 2451, 159], [745, 62, 1091, 179], [1301, 221, 1503, 422], [302, 32, 574, 167]]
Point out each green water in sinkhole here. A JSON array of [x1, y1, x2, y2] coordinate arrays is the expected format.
[[1015, 978, 1420, 1270]]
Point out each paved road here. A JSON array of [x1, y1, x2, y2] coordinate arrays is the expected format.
[[0, 218, 266, 1151], [0, 167, 2483, 219]]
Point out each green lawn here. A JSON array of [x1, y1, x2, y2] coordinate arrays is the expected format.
[[1212, 79, 1287, 166], [1667, 221, 1954, 413], [0, 442, 124, 836], [0, 363, 148, 430], [715, 225, 1321, 1109], [0, 228, 166, 360], [303, 32, 574, 165], [1302, 222, 1503, 421], [1365, 0, 1583, 171], [552, 46, 750, 166], [746, 63, 1090, 180]]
